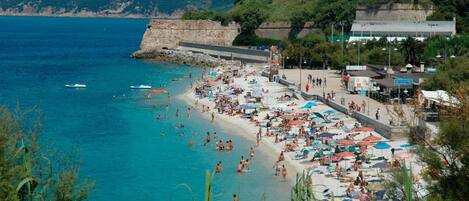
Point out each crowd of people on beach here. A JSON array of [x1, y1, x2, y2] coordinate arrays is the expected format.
[[152, 65, 419, 201]]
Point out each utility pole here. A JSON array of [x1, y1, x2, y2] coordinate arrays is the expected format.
[[341, 22, 344, 56], [299, 52, 303, 92], [331, 24, 334, 43]]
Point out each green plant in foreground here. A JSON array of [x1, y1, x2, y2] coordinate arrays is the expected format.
[[204, 170, 213, 201], [291, 171, 316, 201]]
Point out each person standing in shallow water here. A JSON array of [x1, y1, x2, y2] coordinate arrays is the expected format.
[[211, 112, 215, 123], [204, 132, 210, 146], [215, 161, 222, 173], [281, 165, 287, 181], [233, 194, 239, 201]]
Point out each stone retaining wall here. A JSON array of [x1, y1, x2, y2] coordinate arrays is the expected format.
[[356, 3, 433, 21]]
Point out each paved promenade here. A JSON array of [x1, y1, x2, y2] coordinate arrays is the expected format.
[[279, 69, 414, 127]]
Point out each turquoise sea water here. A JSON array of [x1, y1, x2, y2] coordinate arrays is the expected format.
[[0, 16, 290, 201]]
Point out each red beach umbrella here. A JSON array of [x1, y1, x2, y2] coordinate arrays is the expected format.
[[357, 141, 371, 147], [288, 120, 306, 126], [363, 135, 381, 142], [337, 151, 354, 158], [280, 114, 296, 120], [351, 127, 374, 132]]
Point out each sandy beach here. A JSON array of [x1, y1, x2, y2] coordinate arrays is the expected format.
[[178, 64, 423, 200]]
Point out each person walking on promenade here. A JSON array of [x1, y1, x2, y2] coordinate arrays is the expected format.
[[375, 109, 379, 120]]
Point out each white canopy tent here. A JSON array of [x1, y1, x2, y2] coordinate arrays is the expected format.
[[420, 90, 460, 107]]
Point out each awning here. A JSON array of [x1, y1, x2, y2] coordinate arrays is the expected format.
[[421, 90, 460, 106], [375, 78, 413, 89]]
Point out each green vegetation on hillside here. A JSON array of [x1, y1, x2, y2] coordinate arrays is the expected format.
[[0, 0, 234, 16]]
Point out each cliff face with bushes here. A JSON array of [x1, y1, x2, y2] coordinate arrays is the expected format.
[[0, 0, 234, 18]]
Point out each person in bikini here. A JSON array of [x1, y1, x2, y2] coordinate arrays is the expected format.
[[204, 132, 211, 146], [281, 165, 287, 181], [215, 161, 222, 173]]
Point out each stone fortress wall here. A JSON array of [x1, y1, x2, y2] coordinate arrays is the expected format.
[[139, 19, 315, 52], [139, 19, 240, 51], [356, 3, 434, 21]]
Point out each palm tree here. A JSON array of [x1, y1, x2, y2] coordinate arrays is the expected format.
[[401, 37, 420, 65]]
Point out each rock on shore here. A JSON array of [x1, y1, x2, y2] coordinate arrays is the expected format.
[[131, 49, 240, 68]]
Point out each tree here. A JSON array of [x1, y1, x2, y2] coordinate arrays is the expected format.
[[0, 106, 94, 201], [400, 37, 425, 65], [409, 86, 469, 201], [231, 0, 268, 45], [384, 164, 419, 201]]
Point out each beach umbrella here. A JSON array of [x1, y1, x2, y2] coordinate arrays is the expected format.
[[399, 143, 415, 149], [303, 102, 317, 108], [352, 127, 374, 132], [279, 114, 296, 120], [313, 112, 325, 120], [318, 133, 335, 138], [240, 103, 257, 109], [395, 152, 413, 160], [347, 145, 360, 152], [323, 109, 335, 115], [372, 162, 391, 169], [337, 151, 354, 158], [312, 123, 326, 128], [357, 141, 371, 147], [288, 120, 306, 126], [337, 139, 355, 146], [374, 142, 391, 150], [363, 135, 382, 142]]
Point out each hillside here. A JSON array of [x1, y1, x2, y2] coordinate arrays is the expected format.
[[0, 0, 234, 17]]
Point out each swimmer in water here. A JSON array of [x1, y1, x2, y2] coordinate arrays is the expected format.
[[179, 132, 185, 137], [176, 123, 184, 129], [187, 106, 191, 119], [244, 159, 250, 170], [214, 132, 218, 140], [176, 108, 179, 118], [215, 161, 222, 173], [168, 94, 172, 102], [233, 194, 239, 201], [250, 146, 255, 159], [236, 161, 243, 173], [156, 114, 161, 120], [188, 140, 194, 147], [160, 131, 165, 136], [203, 132, 211, 146]]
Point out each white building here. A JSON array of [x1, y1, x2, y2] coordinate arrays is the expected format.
[[349, 19, 456, 42]]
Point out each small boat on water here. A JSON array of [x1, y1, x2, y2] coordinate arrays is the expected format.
[[65, 84, 87, 88], [130, 85, 152, 89]]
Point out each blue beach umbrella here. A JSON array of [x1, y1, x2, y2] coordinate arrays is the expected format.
[[372, 162, 391, 169], [240, 103, 257, 109], [303, 102, 317, 108], [318, 133, 335, 138], [324, 109, 335, 115], [374, 142, 391, 149]]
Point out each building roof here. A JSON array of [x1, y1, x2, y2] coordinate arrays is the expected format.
[[421, 90, 459, 106], [351, 20, 455, 34], [348, 70, 380, 78], [375, 77, 413, 89]]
